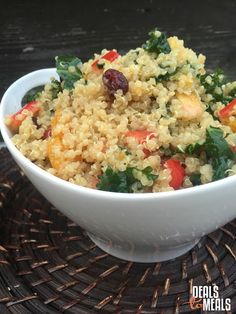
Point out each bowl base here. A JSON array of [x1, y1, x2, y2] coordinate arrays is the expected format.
[[87, 233, 200, 263]]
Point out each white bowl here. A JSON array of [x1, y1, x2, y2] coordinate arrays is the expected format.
[[1, 68, 236, 263]]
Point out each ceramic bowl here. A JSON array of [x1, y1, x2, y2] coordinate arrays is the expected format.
[[1, 68, 236, 263]]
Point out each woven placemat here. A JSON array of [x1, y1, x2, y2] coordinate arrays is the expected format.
[[0, 148, 236, 314]]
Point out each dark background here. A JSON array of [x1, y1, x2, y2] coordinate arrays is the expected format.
[[1, 0, 236, 98]]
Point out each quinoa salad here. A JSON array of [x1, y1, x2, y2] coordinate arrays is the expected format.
[[5, 28, 236, 193]]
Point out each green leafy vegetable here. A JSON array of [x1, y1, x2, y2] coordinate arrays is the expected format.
[[199, 69, 233, 105], [96, 166, 158, 193], [185, 142, 204, 155], [50, 79, 62, 99], [189, 173, 201, 186], [96, 167, 137, 193], [55, 56, 82, 90], [22, 86, 44, 105], [143, 28, 171, 56], [176, 145, 185, 153], [205, 126, 235, 180], [141, 166, 158, 181], [205, 127, 234, 160], [155, 67, 178, 83], [25, 92, 40, 102], [211, 157, 234, 181], [181, 127, 235, 181], [118, 146, 132, 155], [228, 87, 236, 99], [200, 69, 226, 97]]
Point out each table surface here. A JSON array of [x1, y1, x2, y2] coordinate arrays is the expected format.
[[1, 0, 236, 100]]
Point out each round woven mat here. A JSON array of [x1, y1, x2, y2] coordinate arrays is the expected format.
[[0, 148, 236, 314]]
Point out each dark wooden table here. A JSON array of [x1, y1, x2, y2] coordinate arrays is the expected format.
[[1, 0, 236, 100]]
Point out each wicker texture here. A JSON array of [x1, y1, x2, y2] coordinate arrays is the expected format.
[[0, 148, 236, 313]]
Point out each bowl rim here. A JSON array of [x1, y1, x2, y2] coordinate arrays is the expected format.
[[1, 67, 236, 200]]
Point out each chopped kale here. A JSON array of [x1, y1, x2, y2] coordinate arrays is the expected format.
[[205, 104, 218, 120], [182, 127, 235, 181], [186, 60, 197, 71], [155, 72, 170, 83], [211, 157, 234, 181], [141, 166, 158, 181], [55, 56, 83, 90], [97, 167, 131, 193], [228, 87, 236, 99], [189, 173, 201, 186], [155, 67, 178, 83], [118, 146, 132, 155], [96, 167, 138, 193], [199, 69, 235, 107], [25, 92, 40, 102], [50, 79, 62, 99], [96, 166, 158, 193], [22, 86, 44, 105], [176, 145, 185, 153], [205, 127, 234, 161], [223, 86, 236, 106], [199, 69, 226, 101], [205, 126, 235, 180], [185, 142, 204, 155], [143, 28, 171, 56]]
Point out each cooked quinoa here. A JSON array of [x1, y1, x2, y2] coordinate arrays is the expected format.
[[6, 28, 236, 192]]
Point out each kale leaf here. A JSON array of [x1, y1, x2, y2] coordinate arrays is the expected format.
[[205, 127, 234, 160], [50, 79, 62, 99], [96, 166, 158, 193], [185, 142, 204, 155], [199, 69, 233, 105], [189, 173, 201, 186], [182, 127, 235, 181], [118, 146, 132, 155], [155, 67, 179, 83], [55, 56, 82, 90], [141, 166, 158, 181], [143, 28, 171, 56], [199, 69, 226, 98], [211, 157, 234, 181], [96, 167, 134, 193], [22, 86, 44, 105], [205, 126, 235, 180], [228, 87, 236, 99], [25, 92, 40, 102]]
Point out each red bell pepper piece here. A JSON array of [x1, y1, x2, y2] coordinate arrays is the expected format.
[[8, 100, 40, 130], [92, 50, 120, 70], [125, 130, 156, 157], [102, 50, 120, 62], [218, 99, 236, 131], [43, 128, 52, 139], [219, 98, 236, 118], [164, 159, 185, 190], [125, 130, 155, 144]]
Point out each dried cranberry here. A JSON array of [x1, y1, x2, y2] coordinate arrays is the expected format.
[[43, 128, 51, 139], [102, 69, 128, 98]]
